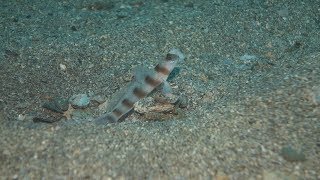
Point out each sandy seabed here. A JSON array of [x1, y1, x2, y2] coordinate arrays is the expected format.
[[0, 0, 319, 179]]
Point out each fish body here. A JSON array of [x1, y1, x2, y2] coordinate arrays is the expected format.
[[95, 48, 185, 125]]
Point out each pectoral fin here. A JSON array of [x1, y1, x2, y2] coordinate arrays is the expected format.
[[161, 81, 173, 96]]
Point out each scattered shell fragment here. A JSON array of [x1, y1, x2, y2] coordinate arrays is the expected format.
[[135, 102, 175, 114], [134, 94, 187, 121]]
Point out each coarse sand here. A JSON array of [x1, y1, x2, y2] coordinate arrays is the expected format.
[[0, 0, 319, 179]]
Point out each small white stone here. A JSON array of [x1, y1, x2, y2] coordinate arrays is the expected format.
[[59, 63, 67, 71], [17, 114, 25, 121]]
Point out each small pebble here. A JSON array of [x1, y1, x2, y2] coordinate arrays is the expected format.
[[90, 95, 106, 104], [280, 146, 306, 162], [17, 114, 26, 121], [42, 98, 69, 113], [59, 63, 67, 71], [69, 94, 90, 108], [240, 54, 257, 63]]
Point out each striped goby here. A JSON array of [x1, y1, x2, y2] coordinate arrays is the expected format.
[[95, 48, 185, 125]]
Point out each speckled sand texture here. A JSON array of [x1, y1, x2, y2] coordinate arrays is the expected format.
[[0, 0, 319, 179]]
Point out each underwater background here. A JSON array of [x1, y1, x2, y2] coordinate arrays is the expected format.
[[0, 0, 319, 179]]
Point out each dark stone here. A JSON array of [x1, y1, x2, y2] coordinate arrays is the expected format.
[[42, 98, 69, 113], [280, 146, 306, 162]]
